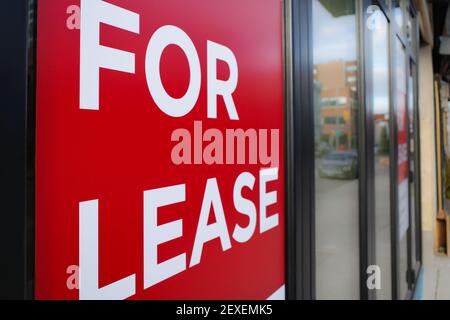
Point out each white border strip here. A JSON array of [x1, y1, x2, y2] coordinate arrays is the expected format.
[[267, 285, 285, 300]]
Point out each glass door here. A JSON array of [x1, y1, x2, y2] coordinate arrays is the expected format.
[[367, 3, 392, 300], [392, 0, 421, 299]]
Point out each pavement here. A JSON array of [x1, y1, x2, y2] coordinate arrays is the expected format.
[[315, 176, 360, 299], [315, 159, 392, 299], [422, 230, 450, 300], [314, 156, 450, 300]]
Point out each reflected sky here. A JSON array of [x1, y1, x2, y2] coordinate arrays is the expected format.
[[313, 0, 356, 64], [370, 10, 390, 114]]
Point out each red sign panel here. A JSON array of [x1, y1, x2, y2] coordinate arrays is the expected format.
[[36, 0, 285, 299]]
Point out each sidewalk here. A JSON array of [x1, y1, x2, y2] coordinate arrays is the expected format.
[[422, 231, 450, 299]]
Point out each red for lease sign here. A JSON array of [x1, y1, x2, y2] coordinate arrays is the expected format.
[[36, 0, 285, 300]]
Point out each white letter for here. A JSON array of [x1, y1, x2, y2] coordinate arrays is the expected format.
[[259, 168, 279, 233], [80, 0, 139, 110], [190, 178, 231, 267], [144, 185, 186, 289], [79, 200, 136, 300], [207, 40, 239, 120], [146, 25, 201, 117], [232, 172, 257, 243]]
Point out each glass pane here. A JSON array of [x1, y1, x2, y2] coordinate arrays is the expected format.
[[392, 0, 404, 32], [394, 37, 409, 299], [407, 11, 417, 53], [369, 7, 392, 299], [313, 0, 360, 299]]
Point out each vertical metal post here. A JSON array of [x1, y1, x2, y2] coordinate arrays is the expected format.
[[0, 0, 35, 300], [291, 0, 315, 300]]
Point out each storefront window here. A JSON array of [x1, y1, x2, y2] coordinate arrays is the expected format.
[[369, 8, 392, 300], [313, 0, 360, 300]]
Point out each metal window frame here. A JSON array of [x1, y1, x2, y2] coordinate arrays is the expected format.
[[287, 0, 315, 300], [360, 0, 423, 301], [284, 0, 296, 300], [359, 0, 374, 301]]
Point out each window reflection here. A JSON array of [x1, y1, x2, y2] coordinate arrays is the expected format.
[[392, 0, 404, 32], [369, 8, 392, 300], [313, 0, 359, 300]]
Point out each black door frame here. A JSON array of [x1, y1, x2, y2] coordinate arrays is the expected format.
[[0, 0, 36, 300], [286, 0, 316, 300]]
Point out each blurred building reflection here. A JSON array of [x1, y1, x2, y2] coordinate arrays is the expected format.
[[315, 60, 358, 152]]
